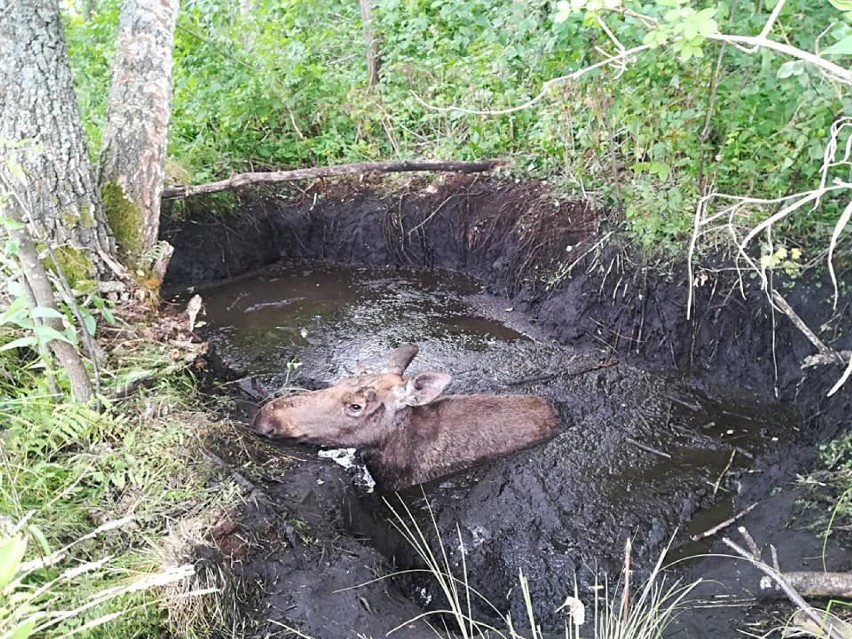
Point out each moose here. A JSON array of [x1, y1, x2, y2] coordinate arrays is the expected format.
[[252, 344, 558, 489]]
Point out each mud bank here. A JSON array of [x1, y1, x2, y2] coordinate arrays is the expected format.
[[162, 178, 850, 638]]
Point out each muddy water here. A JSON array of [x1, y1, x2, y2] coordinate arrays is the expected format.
[[201, 261, 530, 385], [198, 259, 805, 636]]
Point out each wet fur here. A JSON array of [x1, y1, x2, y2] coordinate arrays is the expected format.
[[364, 395, 556, 489], [252, 345, 557, 490]]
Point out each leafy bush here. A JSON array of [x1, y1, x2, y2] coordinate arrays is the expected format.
[[64, 0, 851, 256]]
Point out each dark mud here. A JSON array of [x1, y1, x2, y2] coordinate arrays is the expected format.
[[162, 178, 851, 638]]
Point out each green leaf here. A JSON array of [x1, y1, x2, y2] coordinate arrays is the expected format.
[[83, 314, 97, 336], [0, 336, 38, 352], [8, 617, 39, 639], [664, 8, 686, 23], [650, 162, 672, 180], [777, 60, 804, 78], [553, 0, 573, 24], [7, 161, 27, 186], [0, 216, 25, 230], [33, 324, 76, 346], [31, 307, 65, 320], [643, 28, 669, 48], [0, 296, 30, 325], [0, 534, 27, 590], [822, 35, 852, 55], [828, 0, 852, 11], [26, 524, 51, 556], [4, 236, 21, 258]]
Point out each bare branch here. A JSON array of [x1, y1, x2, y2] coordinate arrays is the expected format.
[[161, 159, 505, 200], [690, 503, 756, 542], [707, 33, 852, 84], [828, 199, 852, 310], [828, 354, 852, 397], [411, 44, 653, 117], [770, 291, 832, 355], [757, 0, 788, 40], [722, 536, 847, 639]]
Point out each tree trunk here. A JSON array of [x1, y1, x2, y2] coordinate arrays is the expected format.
[[0, 0, 116, 280], [98, 0, 179, 268], [360, 0, 380, 89], [2, 198, 93, 404]]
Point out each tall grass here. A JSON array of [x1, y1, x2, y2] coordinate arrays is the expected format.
[[0, 335, 231, 637], [378, 495, 701, 639], [0, 514, 197, 639]]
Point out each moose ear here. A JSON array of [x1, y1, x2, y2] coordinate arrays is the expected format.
[[396, 372, 451, 407]]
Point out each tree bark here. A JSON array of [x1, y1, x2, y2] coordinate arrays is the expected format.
[[161, 159, 505, 199], [766, 572, 852, 600], [98, 0, 179, 267], [360, 0, 380, 89], [0, 0, 115, 278]]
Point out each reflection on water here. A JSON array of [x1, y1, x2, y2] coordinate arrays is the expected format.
[[188, 260, 527, 380]]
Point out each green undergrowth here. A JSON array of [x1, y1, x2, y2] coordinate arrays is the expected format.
[[64, 0, 851, 261], [802, 431, 852, 530], [0, 331, 238, 637]]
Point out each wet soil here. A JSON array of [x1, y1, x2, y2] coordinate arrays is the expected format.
[[162, 177, 851, 638]]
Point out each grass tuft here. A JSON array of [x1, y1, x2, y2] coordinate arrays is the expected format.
[[377, 494, 702, 639], [0, 308, 244, 637]]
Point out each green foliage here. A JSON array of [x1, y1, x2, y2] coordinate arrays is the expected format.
[[0, 363, 213, 637], [0, 513, 188, 639], [817, 432, 852, 521], [63, 0, 850, 257], [62, 3, 118, 157], [50, 245, 97, 293]]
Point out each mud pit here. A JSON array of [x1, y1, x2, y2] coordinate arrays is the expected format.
[[163, 178, 850, 638]]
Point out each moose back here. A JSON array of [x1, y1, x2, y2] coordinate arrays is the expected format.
[[252, 344, 557, 489]]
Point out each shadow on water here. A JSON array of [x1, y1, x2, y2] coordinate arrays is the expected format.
[[189, 258, 811, 637]]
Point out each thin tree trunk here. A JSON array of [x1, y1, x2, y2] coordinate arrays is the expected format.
[[360, 0, 380, 89], [98, 0, 179, 267], [3, 200, 93, 404], [0, 0, 116, 279], [238, 0, 255, 49]]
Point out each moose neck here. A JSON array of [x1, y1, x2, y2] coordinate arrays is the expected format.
[[364, 398, 472, 490]]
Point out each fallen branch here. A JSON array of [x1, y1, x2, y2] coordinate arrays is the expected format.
[[712, 450, 737, 497], [771, 290, 834, 356], [770, 290, 852, 396], [625, 437, 671, 460], [723, 534, 847, 639], [760, 571, 852, 600], [161, 159, 505, 200], [691, 502, 756, 541], [506, 359, 617, 387], [803, 351, 852, 368]]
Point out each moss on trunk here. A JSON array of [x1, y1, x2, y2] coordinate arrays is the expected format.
[[101, 181, 144, 265]]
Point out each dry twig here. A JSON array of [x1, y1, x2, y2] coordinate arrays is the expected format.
[[691, 503, 756, 542], [722, 534, 847, 639]]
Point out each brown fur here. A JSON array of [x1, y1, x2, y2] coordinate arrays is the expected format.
[[252, 345, 557, 489]]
